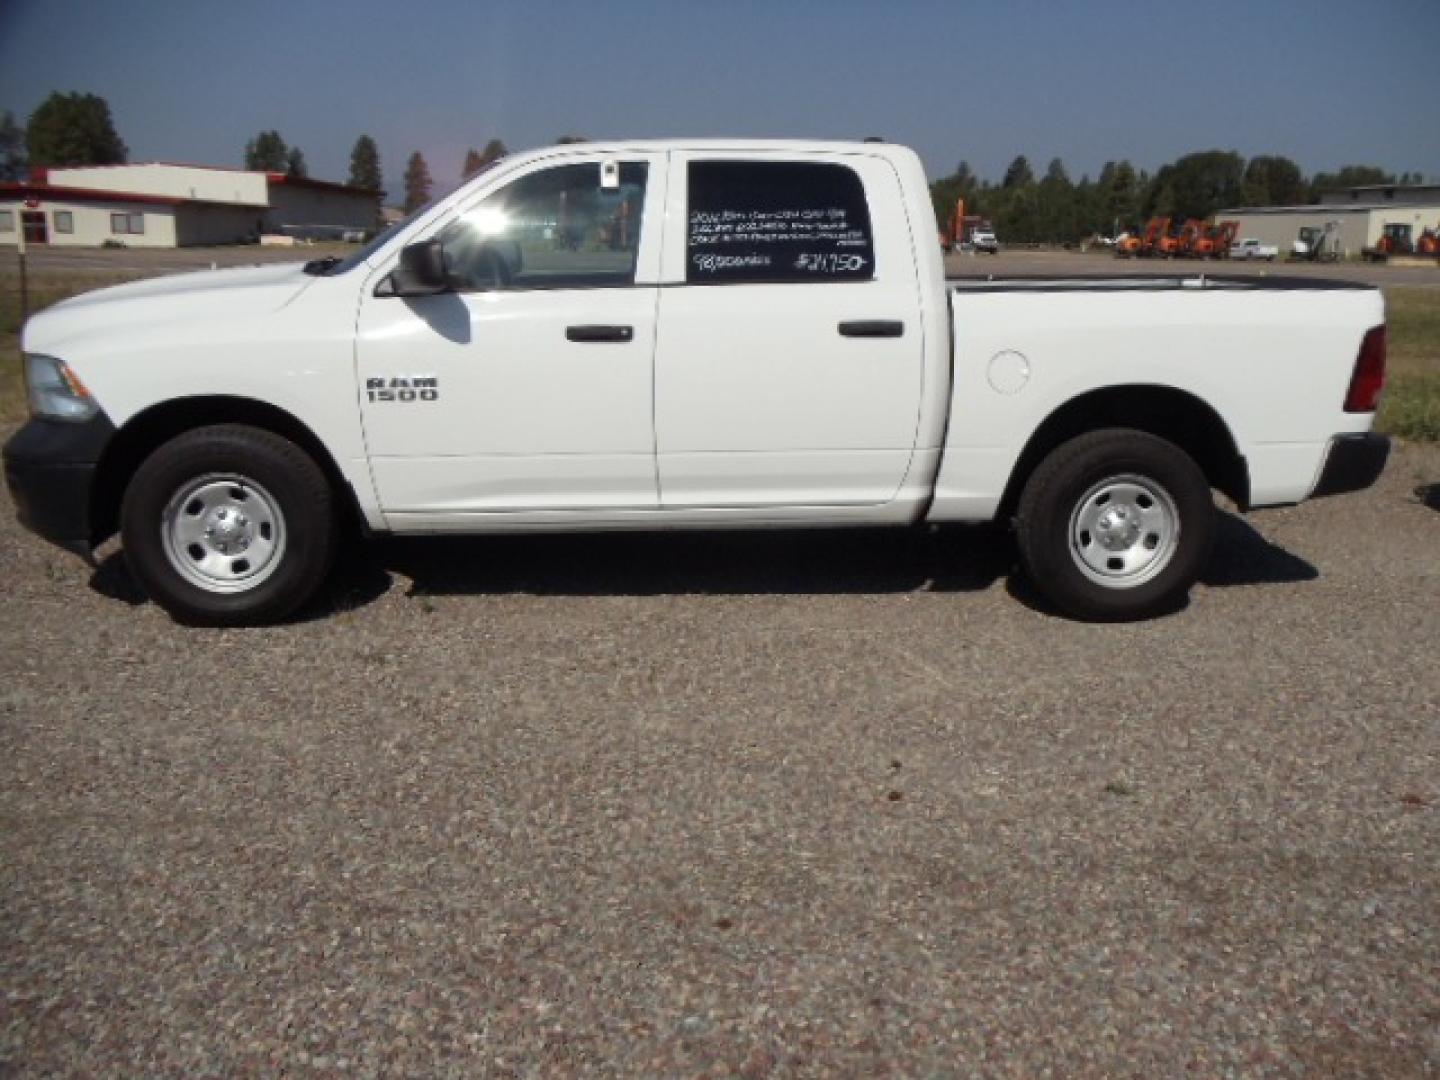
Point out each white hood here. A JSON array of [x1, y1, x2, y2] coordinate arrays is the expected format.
[[23, 263, 317, 355]]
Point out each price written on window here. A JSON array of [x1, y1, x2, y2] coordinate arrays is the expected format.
[[793, 253, 869, 274]]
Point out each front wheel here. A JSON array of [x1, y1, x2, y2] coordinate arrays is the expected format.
[[1014, 429, 1215, 621], [121, 425, 336, 625]]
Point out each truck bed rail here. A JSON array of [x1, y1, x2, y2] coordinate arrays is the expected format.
[[949, 274, 1374, 293]]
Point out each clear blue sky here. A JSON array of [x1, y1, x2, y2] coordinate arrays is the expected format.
[[1, 0, 1437, 200]]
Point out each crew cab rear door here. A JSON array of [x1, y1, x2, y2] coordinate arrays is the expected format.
[[654, 151, 925, 508]]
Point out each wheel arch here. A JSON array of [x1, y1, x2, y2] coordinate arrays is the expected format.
[[998, 384, 1249, 519], [91, 395, 362, 546]]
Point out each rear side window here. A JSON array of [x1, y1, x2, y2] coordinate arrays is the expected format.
[[686, 161, 875, 284]]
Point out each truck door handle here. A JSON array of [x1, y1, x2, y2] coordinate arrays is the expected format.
[[566, 324, 634, 343], [838, 320, 904, 338]]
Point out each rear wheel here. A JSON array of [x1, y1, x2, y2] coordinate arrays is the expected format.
[[121, 425, 336, 625], [1015, 429, 1215, 621]]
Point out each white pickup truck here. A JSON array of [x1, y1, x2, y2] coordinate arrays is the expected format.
[[1230, 238, 1279, 261], [4, 140, 1389, 625]]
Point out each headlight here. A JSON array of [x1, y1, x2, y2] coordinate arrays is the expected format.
[[24, 354, 98, 422]]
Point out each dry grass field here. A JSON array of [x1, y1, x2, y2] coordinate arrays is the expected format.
[[1384, 286, 1440, 440]]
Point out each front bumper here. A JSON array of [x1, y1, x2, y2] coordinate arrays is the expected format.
[[1311, 432, 1391, 499], [2, 413, 116, 559]]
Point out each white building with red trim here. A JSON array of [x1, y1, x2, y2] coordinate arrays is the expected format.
[[0, 162, 381, 248]]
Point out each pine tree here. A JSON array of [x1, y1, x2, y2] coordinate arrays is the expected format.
[[285, 146, 308, 179], [463, 139, 507, 180], [244, 130, 288, 172], [403, 151, 433, 212], [1002, 155, 1034, 189], [347, 135, 382, 191]]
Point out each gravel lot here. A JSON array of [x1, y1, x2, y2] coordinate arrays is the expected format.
[[2, 421, 1437, 1075]]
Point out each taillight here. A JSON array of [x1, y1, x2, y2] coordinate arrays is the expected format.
[[1344, 325, 1386, 413]]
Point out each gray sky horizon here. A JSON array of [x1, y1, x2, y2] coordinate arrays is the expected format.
[[2, 0, 1437, 202]]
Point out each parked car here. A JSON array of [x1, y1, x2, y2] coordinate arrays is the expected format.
[[4, 139, 1388, 625], [970, 228, 1000, 254], [1230, 237, 1279, 261]]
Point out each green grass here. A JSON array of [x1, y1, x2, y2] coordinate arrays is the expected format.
[[1380, 287, 1440, 441], [3, 271, 1439, 441]]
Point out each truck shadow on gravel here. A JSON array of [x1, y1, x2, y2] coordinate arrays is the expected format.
[[84, 510, 1319, 620], [357, 509, 1314, 615], [1201, 511, 1319, 588], [366, 523, 1018, 599]]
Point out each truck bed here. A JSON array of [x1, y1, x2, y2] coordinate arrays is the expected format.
[[927, 273, 1384, 522]]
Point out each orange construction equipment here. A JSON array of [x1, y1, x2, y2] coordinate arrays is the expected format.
[[1176, 218, 1206, 257], [1152, 217, 1182, 258], [1115, 223, 1146, 257], [1188, 219, 1236, 259], [942, 196, 965, 251], [1135, 217, 1165, 257], [941, 197, 994, 253], [1416, 227, 1438, 255], [1380, 223, 1414, 255], [1210, 220, 1239, 258]]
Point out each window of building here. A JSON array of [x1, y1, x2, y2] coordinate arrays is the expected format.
[[54, 211, 74, 234], [685, 160, 875, 284], [110, 211, 145, 235], [437, 161, 648, 291], [0, 210, 13, 233]]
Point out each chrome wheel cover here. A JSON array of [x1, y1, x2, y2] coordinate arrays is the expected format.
[[1068, 474, 1180, 589], [161, 474, 286, 594]]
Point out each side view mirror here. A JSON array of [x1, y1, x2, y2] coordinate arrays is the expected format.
[[388, 240, 449, 296]]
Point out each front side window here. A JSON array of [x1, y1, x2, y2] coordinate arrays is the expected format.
[[686, 160, 876, 284], [54, 210, 74, 234], [437, 161, 647, 291]]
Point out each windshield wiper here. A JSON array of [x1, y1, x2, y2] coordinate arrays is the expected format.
[[302, 255, 342, 276]]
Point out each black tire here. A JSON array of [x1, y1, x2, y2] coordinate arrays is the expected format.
[[120, 424, 336, 626], [1014, 429, 1215, 621]]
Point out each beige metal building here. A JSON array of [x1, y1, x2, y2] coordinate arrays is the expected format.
[[0, 162, 381, 248], [1216, 183, 1440, 257]]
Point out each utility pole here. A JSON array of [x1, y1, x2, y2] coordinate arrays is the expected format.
[[16, 214, 27, 321]]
